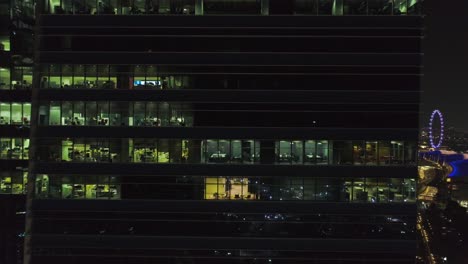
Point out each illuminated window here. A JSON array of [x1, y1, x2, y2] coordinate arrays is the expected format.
[[394, 0, 408, 15], [0, 36, 10, 51], [0, 67, 11, 90], [0, 138, 28, 159], [0, 103, 11, 124], [205, 177, 253, 200]]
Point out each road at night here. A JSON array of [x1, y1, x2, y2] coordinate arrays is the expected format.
[[417, 158, 466, 264]]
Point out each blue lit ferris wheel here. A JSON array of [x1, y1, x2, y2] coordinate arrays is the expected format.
[[428, 109, 444, 149]]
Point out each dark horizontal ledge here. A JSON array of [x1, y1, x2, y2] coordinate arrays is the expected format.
[[38, 52, 422, 66], [35, 126, 419, 140], [40, 27, 424, 37], [40, 14, 423, 28], [31, 234, 416, 253], [32, 199, 417, 215], [0, 159, 29, 170], [0, 90, 32, 101], [0, 125, 30, 137], [37, 89, 420, 103], [34, 162, 417, 178]]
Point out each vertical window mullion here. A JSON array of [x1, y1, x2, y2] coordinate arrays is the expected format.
[[302, 140, 305, 165], [216, 176, 219, 200], [156, 102, 160, 126], [315, 141, 318, 165], [302, 177, 305, 201], [402, 142, 406, 165], [229, 139, 232, 164], [155, 139, 159, 163], [59, 65, 63, 89], [20, 138, 23, 160], [314, 178, 317, 201], [59, 101, 63, 125], [376, 141, 379, 165], [59, 175, 63, 198], [8, 103, 11, 125], [108, 101, 110, 126], [84, 101, 88, 125], [144, 102, 147, 123], [144, 66, 147, 89]]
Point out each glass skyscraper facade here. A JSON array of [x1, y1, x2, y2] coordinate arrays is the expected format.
[[1, 1, 424, 263]]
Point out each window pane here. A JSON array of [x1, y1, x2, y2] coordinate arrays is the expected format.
[[0, 67, 11, 90], [316, 140, 328, 164], [394, 0, 408, 15], [23, 139, 30, 159], [23, 103, 31, 125], [72, 175, 85, 199], [158, 139, 170, 163], [61, 101, 73, 125], [169, 139, 182, 163], [133, 65, 146, 89], [218, 140, 230, 162], [97, 102, 110, 125], [134, 102, 146, 126], [343, 0, 367, 15], [62, 65, 73, 88], [332, 141, 352, 165], [277, 140, 291, 164], [0, 138, 11, 159], [159, 102, 170, 126], [318, 0, 333, 15], [74, 65, 85, 88], [291, 140, 303, 164], [49, 65, 61, 89], [85, 65, 97, 88], [49, 102, 61, 125], [11, 103, 22, 124], [204, 139, 217, 163], [146, 102, 159, 126], [405, 141, 417, 165], [73, 101, 85, 125], [11, 138, 24, 159], [352, 140, 365, 165], [97, 65, 110, 89], [305, 140, 316, 164], [231, 140, 242, 163], [86, 102, 98, 125], [110, 102, 122, 126], [295, 0, 318, 14], [204, 0, 258, 15], [365, 141, 378, 165], [36, 174, 49, 198], [351, 178, 366, 202], [49, 175, 62, 198], [368, 0, 392, 15], [408, 0, 423, 15], [0, 103, 11, 124], [367, 178, 389, 203]]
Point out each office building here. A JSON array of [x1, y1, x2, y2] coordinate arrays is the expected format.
[[0, 1, 35, 263], [19, 1, 425, 263]]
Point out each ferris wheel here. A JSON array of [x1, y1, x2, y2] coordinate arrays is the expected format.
[[428, 109, 444, 149]]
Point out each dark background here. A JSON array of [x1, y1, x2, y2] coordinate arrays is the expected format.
[[423, 0, 468, 131]]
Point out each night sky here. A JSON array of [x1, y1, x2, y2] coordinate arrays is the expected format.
[[422, 0, 468, 131]]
